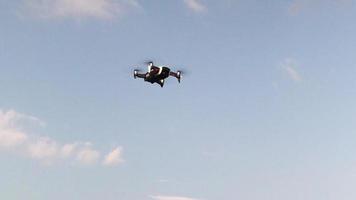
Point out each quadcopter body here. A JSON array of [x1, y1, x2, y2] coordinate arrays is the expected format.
[[134, 62, 182, 87]]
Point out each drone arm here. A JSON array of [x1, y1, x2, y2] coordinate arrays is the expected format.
[[134, 70, 147, 79], [136, 73, 146, 78], [169, 71, 181, 83], [169, 71, 178, 78]]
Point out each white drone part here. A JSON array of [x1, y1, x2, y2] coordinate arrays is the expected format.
[[147, 62, 153, 72], [158, 67, 163, 75]]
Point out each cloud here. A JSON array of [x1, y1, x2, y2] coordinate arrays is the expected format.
[[103, 147, 124, 166], [77, 147, 100, 165], [288, 0, 305, 15], [288, 0, 353, 15], [0, 110, 33, 148], [28, 137, 58, 159], [0, 109, 124, 167], [60, 143, 78, 158], [183, 0, 207, 13], [281, 58, 302, 82], [150, 195, 200, 200], [0, 110, 45, 130], [21, 0, 140, 20], [0, 129, 28, 148], [157, 179, 170, 183]]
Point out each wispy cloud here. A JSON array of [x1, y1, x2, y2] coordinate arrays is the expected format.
[[288, 0, 353, 15], [183, 0, 207, 13], [150, 195, 200, 200], [0, 109, 124, 166], [28, 137, 59, 160], [0, 110, 35, 148], [103, 147, 124, 166], [21, 0, 140, 20], [288, 0, 305, 15], [77, 147, 100, 164], [281, 58, 302, 82], [0, 128, 28, 148], [157, 179, 170, 183]]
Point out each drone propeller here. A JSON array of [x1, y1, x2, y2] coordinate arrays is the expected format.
[[143, 60, 154, 65], [176, 69, 190, 77], [180, 69, 188, 74], [133, 68, 143, 72]]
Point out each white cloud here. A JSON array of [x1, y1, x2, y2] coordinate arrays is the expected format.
[[281, 58, 302, 82], [103, 147, 124, 166], [0, 110, 44, 130], [0, 110, 33, 148], [0, 129, 28, 148], [28, 137, 58, 159], [184, 0, 207, 13], [22, 0, 140, 20], [60, 143, 78, 158], [150, 195, 200, 200], [0, 109, 123, 167], [77, 147, 100, 165]]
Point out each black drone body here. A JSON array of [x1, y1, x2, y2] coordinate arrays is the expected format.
[[133, 62, 182, 87]]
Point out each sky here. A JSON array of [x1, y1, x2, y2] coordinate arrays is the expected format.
[[1, 0, 356, 199]]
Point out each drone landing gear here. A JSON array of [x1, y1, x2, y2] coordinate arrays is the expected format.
[[158, 79, 164, 87]]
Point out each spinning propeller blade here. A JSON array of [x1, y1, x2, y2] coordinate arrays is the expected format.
[[144, 60, 154, 65], [177, 69, 189, 76]]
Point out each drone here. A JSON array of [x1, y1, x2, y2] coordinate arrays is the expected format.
[[133, 61, 183, 87]]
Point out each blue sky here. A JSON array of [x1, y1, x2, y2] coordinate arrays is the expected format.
[[1, 0, 356, 199]]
